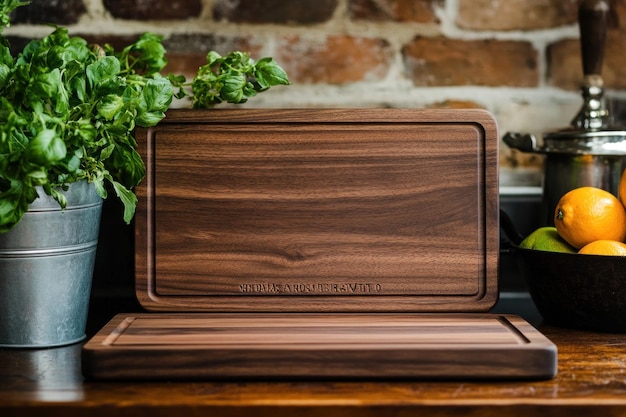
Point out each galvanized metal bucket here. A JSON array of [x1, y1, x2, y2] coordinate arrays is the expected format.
[[0, 181, 103, 348]]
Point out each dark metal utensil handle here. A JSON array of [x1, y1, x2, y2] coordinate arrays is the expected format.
[[579, 0, 610, 77]]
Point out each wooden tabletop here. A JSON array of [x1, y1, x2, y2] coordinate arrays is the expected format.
[[2, 320, 626, 417]]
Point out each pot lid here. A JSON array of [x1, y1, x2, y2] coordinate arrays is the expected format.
[[541, 127, 626, 155]]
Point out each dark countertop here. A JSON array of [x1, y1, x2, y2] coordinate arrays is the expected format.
[[1, 297, 626, 417]]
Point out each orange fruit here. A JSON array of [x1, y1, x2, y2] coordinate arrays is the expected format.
[[554, 186, 626, 249], [578, 240, 626, 256]]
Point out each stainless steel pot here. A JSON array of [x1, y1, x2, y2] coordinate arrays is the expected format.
[[504, 129, 626, 226], [504, 0, 626, 226]]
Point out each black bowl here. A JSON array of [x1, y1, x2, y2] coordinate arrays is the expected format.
[[516, 246, 626, 332]]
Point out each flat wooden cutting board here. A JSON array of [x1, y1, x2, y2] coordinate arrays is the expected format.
[[83, 109, 557, 380], [133, 108, 499, 312], [82, 313, 557, 380]]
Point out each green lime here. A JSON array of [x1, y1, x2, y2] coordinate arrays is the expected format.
[[519, 226, 576, 253]]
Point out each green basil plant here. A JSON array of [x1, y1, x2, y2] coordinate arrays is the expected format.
[[0, 0, 290, 233]]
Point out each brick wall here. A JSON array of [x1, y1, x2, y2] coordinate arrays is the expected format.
[[6, 0, 626, 186]]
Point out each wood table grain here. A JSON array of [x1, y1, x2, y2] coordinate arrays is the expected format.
[[2, 324, 626, 417]]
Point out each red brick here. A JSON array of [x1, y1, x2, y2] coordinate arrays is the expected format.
[[457, 0, 578, 30], [79, 34, 143, 52], [547, 0, 626, 90], [426, 100, 485, 109], [348, 0, 442, 23], [162, 35, 262, 78], [162, 34, 260, 56], [612, 0, 626, 30], [213, 0, 337, 24], [548, 39, 581, 90], [162, 52, 208, 80], [103, 0, 202, 20], [12, 0, 86, 25], [402, 37, 538, 87], [548, 30, 626, 90], [274, 35, 393, 84], [4, 36, 32, 53]]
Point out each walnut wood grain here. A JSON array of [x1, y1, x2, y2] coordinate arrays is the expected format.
[[134, 109, 499, 312], [81, 313, 556, 380]]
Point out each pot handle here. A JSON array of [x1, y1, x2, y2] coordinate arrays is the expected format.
[[579, 0, 610, 78], [502, 132, 538, 153], [572, 0, 612, 129]]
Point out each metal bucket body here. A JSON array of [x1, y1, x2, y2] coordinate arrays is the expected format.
[[0, 181, 103, 348]]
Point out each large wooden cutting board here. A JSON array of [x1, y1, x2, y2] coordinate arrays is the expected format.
[[86, 109, 556, 381], [134, 108, 499, 312], [82, 313, 557, 380]]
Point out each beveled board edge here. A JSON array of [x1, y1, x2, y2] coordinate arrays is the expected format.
[[134, 108, 499, 313], [82, 313, 556, 381]]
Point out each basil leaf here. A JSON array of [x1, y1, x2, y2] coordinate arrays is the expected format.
[[140, 77, 173, 116], [100, 143, 115, 160], [255, 57, 290, 88], [87, 56, 121, 87], [124, 33, 167, 75], [0, 197, 23, 233], [136, 111, 165, 127], [220, 73, 246, 103], [73, 119, 97, 142], [97, 94, 124, 120], [0, 63, 10, 86], [93, 177, 107, 199], [30, 68, 61, 98], [191, 51, 290, 108], [26, 129, 67, 165], [111, 179, 138, 224], [0, 4, 290, 232]]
